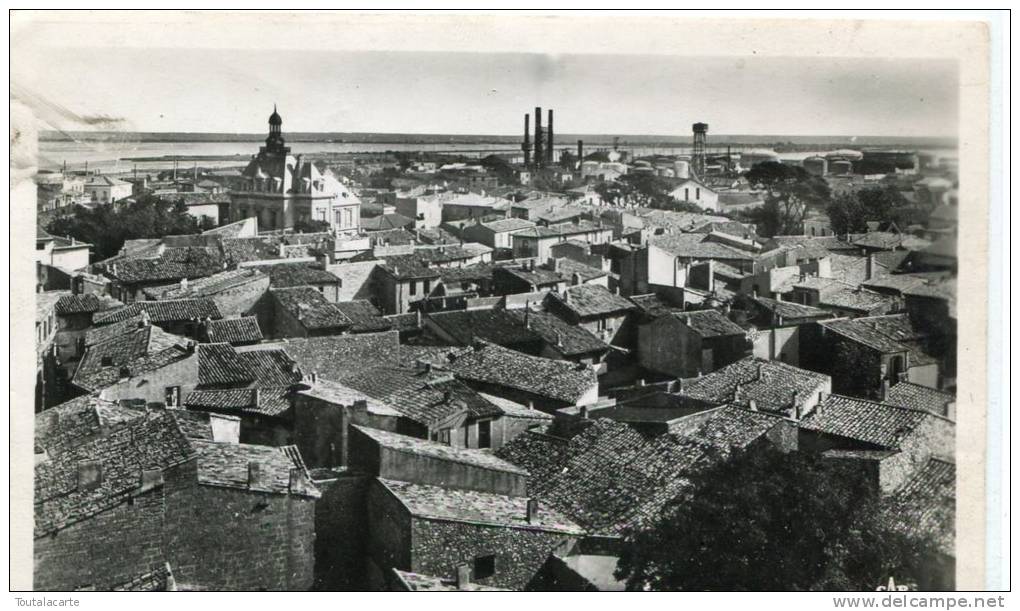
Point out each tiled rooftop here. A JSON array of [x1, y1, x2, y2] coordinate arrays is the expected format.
[[93, 299, 222, 325], [202, 316, 264, 345], [378, 478, 582, 535], [193, 440, 319, 498], [549, 284, 635, 319], [425, 308, 542, 348], [332, 300, 392, 333], [54, 294, 106, 316], [339, 366, 502, 426], [671, 309, 746, 337], [648, 232, 756, 261], [800, 394, 948, 449], [886, 458, 955, 554], [270, 286, 352, 331], [355, 426, 526, 475], [252, 263, 341, 288], [281, 331, 402, 378], [72, 326, 192, 392], [884, 382, 955, 418], [142, 268, 266, 300], [819, 318, 911, 354], [296, 377, 401, 416], [506, 309, 608, 357], [443, 341, 599, 405], [35, 396, 145, 457], [680, 357, 830, 416], [751, 296, 833, 321]]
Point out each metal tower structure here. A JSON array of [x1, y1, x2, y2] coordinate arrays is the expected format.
[[692, 122, 709, 179]]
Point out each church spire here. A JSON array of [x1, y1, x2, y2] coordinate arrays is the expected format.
[[265, 104, 287, 154]]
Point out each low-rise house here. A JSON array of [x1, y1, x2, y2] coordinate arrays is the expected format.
[[441, 340, 600, 412], [183, 386, 292, 445], [507, 309, 610, 368], [799, 393, 954, 494], [668, 179, 720, 212], [439, 192, 511, 223], [141, 268, 270, 318], [394, 192, 444, 228], [746, 296, 834, 365], [544, 284, 636, 346], [370, 256, 441, 315], [251, 263, 343, 302], [638, 309, 750, 378], [645, 232, 759, 293], [84, 173, 133, 203], [338, 366, 508, 450], [494, 261, 568, 295], [100, 247, 226, 303], [788, 277, 899, 317], [674, 356, 832, 419], [36, 229, 92, 271], [511, 222, 613, 261], [33, 410, 319, 591], [813, 314, 941, 398], [461, 217, 537, 250], [92, 298, 223, 337], [509, 195, 571, 221], [34, 395, 146, 458], [261, 286, 353, 337]]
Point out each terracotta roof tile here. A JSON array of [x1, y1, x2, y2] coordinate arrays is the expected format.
[[800, 394, 947, 449], [93, 299, 222, 325], [270, 286, 352, 331], [202, 317, 264, 345]]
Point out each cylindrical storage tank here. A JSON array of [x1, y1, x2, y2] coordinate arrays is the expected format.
[[830, 159, 853, 175], [657, 168, 675, 178], [607, 162, 627, 173], [634, 160, 652, 168], [826, 148, 863, 161], [631, 166, 654, 175], [803, 156, 828, 176], [674, 160, 691, 179]]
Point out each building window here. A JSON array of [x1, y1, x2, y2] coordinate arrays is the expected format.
[[423, 279, 430, 294], [696, 187, 701, 200], [477, 420, 492, 449], [439, 428, 451, 445], [165, 386, 180, 408], [409, 280, 417, 296], [473, 555, 496, 580]]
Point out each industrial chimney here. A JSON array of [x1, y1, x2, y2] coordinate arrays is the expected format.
[[534, 107, 544, 168], [546, 109, 555, 165], [522, 113, 532, 168], [577, 139, 584, 164]]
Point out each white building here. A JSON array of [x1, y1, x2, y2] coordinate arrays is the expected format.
[[229, 107, 361, 235], [669, 179, 720, 212], [84, 174, 133, 204]]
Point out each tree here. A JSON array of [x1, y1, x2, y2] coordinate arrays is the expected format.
[[293, 218, 332, 234], [743, 161, 831, 237], [826, 186, 907, 235], [594, 174, 689, 209], [615, 447, 942, 591], [46, 194, 206, 260]]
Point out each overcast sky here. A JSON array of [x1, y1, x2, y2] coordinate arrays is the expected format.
[[11, 14, 959, 138]]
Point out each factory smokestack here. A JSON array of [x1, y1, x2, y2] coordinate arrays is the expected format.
[[534, 107, 544, 168], [577, 139, 584, 164], [522, 113, 532, 168], [547, 109, 554, 164]]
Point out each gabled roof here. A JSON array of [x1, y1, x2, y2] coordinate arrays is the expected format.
[[280, 331, 401, 378], [54, 294, 106, 316], [332, 300, 392, 333], [356, 426, 525, 475], [93, 299, 222, 325], [425, 308, 542, 348], [270, 286, 352, 331], [379, 478, 582, 535], [184, 387, 292, 418], [628, 293, 683, 319], [507, 310, 609, 357], [338, 367, 501, 426], [84, 314, 149, 347], [360, 213, 414, 231], [751, 296, 833, 321], [142, 268, 267, 300], [819, 317, 911, 354], [648, 232, 755, 261], [668, 309, 745, 337], [884, 382, 955, 418], [202, 316, 264, 345], [512, 221, 608, 239], [72, 326, 193, 392], [35, 396, 145, 457], [252, 263, 341, 288], [679, 356, 830, 416], [102, 248, 225, 284], [800, 394, 950, 449], [549, 284, 635, 319], [443, 341, 599, 405], [192, 439, 319, 498], [480, 217, 536, 233]]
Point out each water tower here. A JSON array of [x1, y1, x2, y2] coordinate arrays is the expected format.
[[692, 122, 709, 179]]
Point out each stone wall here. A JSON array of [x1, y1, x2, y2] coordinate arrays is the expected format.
[[410, 518, 577, 591], [210, 275, 271, 318], [313, 473, 371, 590]]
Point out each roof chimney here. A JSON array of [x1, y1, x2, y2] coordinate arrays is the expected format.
[[579, 405, 589, 419], [749, 399, 758, 411], [527, 498, 540, 523], [252, 388, 261, 407]]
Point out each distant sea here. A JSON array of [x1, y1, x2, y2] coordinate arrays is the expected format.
[[36, 131, 958, 174]]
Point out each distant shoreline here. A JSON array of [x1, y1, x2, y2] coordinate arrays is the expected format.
[[38, 130, 958, 150]]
